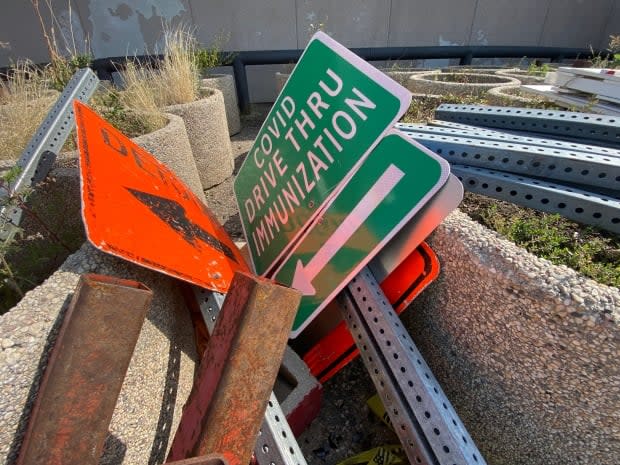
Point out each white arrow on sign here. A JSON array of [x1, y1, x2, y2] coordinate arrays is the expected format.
[[292, 164, 405, 295]]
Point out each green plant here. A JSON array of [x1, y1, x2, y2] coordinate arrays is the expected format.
[[193, 33, 234, 77], [472, 202, 620, 287], [527, 62, 552, 76]]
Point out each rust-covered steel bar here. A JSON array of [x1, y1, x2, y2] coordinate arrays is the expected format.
[[16, 273, 153, 465], [167, 271, 301, 465], [167, 453, 228, 465]]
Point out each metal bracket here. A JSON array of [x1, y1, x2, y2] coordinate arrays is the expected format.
[[434, 104, 620, 147], [452, 164, 620, 234], [339, 267, 486, 465], [192, 286, 308, 465], [1, 67, 99, 239]]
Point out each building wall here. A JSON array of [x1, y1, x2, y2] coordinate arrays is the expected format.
[[2, 0, 619, 101]]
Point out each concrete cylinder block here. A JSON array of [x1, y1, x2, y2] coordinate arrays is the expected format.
[[488, 85, 541, 105], [0, 243, 198, 465], [379, 68, 438, 89], [495, 69, 547, 85], [275, 72, 290, 95], [133, 112, 206, 203], [441, 65, 508, 74], [403, 210, 620, 465], [408, 72, 520, 97], [165, 89, 233, 190], [201, 74, 241, 136]]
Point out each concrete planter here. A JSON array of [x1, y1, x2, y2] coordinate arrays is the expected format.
[[0, 243, 197, 465], [496, 68, 546, 85], [165, 89, 233, 189], [441, 65, 507, 74], [0, 113, 203, 314], [408, 72, 520, 97], [488, 85, 541, 104], [275, 71, 290, 95], [379, 68, 438, 89], [201, 74, 241, 135], [133, 112, 205, 203], [403, 211, 620, 465]]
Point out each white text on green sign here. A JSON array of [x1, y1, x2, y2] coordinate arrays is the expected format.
[[272, 131, 450, 337], [234, 32, 410, 276]]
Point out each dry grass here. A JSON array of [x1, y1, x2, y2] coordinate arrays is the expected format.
[[0, 61, 56, 161], [117, 62, 167, 132], [120, 25, 200, 120], [156, 26, 200, 105]]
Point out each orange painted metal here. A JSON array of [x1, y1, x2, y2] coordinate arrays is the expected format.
[[74, 101, 248, 293], [15, 274, 152, 465], [167, 271, 301, 465], [300, 242, 439, 383]]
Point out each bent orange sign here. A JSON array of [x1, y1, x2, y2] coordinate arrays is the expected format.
[[74, 101, 248, 292]]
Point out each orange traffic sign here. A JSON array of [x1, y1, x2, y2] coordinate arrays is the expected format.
[[74, 101, 248, 292]]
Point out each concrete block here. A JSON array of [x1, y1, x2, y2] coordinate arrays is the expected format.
[[275, 346, 323, 437], [132, 112, 206, 203], [388, 0, 477, 47], [403, 210, 620, 465], [540, 0, 614, 48], [470, 0, 550, 46], [295, 0, 390, 48], [201, 74, 241, 135], [0, 243, 198, 465], [189, 0, 297, 51], [165, 89, 234, 189]]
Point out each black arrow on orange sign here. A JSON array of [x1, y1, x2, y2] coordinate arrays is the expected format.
[[126, 187, 238, 263]]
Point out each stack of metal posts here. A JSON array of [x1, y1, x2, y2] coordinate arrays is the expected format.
[[396, 104, 620, 234]]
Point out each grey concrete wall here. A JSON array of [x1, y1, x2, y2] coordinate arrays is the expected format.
[[1, 0, 619, 101]]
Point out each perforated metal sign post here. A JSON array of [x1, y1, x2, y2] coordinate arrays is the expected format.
[[273, 131, 449, 337], [234, 31, 411, 276], [74, 101, 249, 292], [340, 268, 487, 465], [0, 68, 99, 240]]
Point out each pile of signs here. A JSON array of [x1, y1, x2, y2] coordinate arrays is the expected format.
[[396, 103, 620, 235], [521, 67, 620, 115], [12, 33, 490, 465]]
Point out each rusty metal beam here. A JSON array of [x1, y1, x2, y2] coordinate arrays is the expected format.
[[16, 273, 153, 465], [167, 271, 301, 465], [167, 453, 228, 465]]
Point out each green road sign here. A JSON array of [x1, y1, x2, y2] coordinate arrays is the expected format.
[[234, 32, 411, 276], [272, 131, 450, 337]]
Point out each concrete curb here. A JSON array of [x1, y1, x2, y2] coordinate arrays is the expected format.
[[166, 91, 234, 190], [403, 210, 619, 465], [408, 72, 520, 97], [201, 74, 241, 136], [488, 85, 541, 104], [496, 69, 546, 85], [0, 243, 197, 465]]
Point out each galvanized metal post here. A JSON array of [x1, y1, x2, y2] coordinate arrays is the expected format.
[[0, 68, 99, 240], [339, 267, 487, 465], [167, 271, 301, 465], [15, 273, 153, 465]]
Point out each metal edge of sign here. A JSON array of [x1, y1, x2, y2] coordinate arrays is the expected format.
[[282, 128, 451, 338], [234, 31, 413, 277], [368, 173, 463, 283]]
